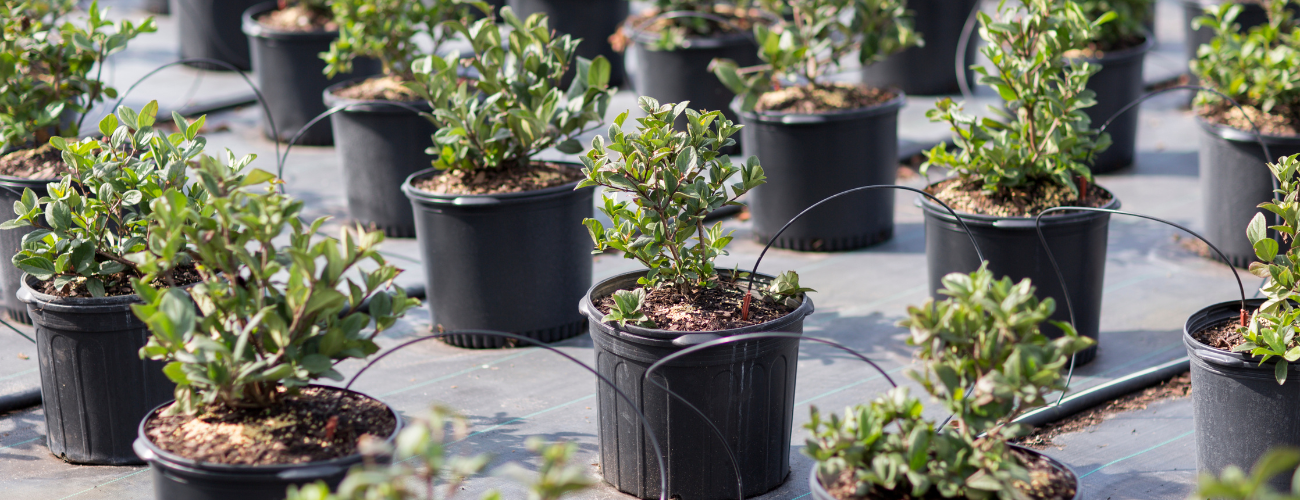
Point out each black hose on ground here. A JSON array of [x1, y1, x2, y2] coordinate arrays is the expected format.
[[1014, 357, 1190, 428]]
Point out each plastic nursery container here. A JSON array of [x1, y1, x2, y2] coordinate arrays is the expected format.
[[20, 275, 175, 465], [0, 176, 50, 324], [920, 187, 1121, 367], [171, 0, 260, 71], [860, 0, 980, 96], [323, 79, 435, 238], [403, 164, 594, 348], [581, 270, 814, 499], [740, 94, 906, 251], [1186, 298, 1300, 492], [134, 386, 402, 500], [1079, 35, 1155, 173], [507, 0, 627, 87], [242, 2, 380, 145], [1197, 119, 1300, 268]]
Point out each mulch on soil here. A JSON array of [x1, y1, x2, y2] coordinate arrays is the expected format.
[[1014, 372, 1192, 450], [411, 162, 584, 195], [0, 144, 70, 179], [332, 75, 421, 102], [755, 83, 896, 114], [927, 176, 1113, 218], [257, 4, 335, 32], [144, 386, 396, 466], [38, 263, 201, 298], [597, 279, 796, 332]]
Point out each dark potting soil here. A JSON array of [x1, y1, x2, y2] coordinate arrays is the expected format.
[[411, 161, 583, 195], [257, 3, 336, 32], [1199, 103, 1300, 137], [822, 448, 1075, 500], [610, 5, 762, 51], [0, 143, 70, 179], [927, 177, 1113, 218], [144, 386, 396, 466], [39, 263, 202, 298], [596, 279, 795, 331], [1065, 34, 1147, 59], [1192, 317, 1247, 351], [754, 83, 896, 114], [332, 75, 422, 102], [1015, 372, 1192, 450]]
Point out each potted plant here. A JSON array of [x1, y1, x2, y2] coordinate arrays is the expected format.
[[711, 0, 921, 251], [507, 0, 626, 87], [0, 0, 153, 323], [1185, 154, 1300, 491], [805, 265, 1094, 499], [1183, 0, 1285, 75], [612, 0, 765, 153], [0, 102, 200, 465], [130, 145, 419, 499], [860, 0, 980, 96], [1075, 0, 1156, 173], [401, 7, 613, 348], [242, 0, 380, 145], [1190, 0, 1300, 268], [576, 97, 813, 498], [173, 0, 261, 70], [286, 405, 596, 500], [918, 0, 1115, 366], [321, 0, 477, 237]]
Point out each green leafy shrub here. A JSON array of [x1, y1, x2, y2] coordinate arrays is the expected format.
[[1191, 0, 1300, 135], [1189, 448, 1300, 500], [408, 7, 614, 174], [285, 406, 594, 500], [804, 265, 1094, 499], [1076, 0, 1152, 52], [710, 0, 921, 112], [921, 0, 1111, 206], [0, 0, 155, 148], [580, 98, 764, 294], [2, 102, 204, 296], [133, 150, 418, 414], [1242, 154, 1300, 383], [323, 0, 481, 79]]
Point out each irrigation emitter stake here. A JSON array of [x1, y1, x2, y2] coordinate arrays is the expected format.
[[1033, 207, 1248, 406], [340, 329, 671, 500], [742, 184, 984, 320], [643, 332, 900, 500]]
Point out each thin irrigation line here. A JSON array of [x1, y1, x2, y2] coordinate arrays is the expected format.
[[1078, 430, 1195, 478]]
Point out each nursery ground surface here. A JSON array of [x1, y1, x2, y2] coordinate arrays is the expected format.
[[0, 1, 1219, 499]]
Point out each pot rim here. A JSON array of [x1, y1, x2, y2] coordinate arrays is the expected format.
[[916, 180, 1122, 227], [806, 443, 1082, 500], [1195, 115, 1300, 146], [734, 91, 907, 125], [241, 1, 339, 41], [321, 77, 434, 115], [581, 269, 814, 341], [1181, 297, 1300, 372], [19, 272, 142, 312], [401, 161, 592, 204], [134, 385, 403, 473], [623, 7, 775, 49], [1072, 31, 1156, 64]]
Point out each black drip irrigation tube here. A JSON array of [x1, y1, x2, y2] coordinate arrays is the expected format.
[[276, 100, 435, 185], [337, 329, 672, 500]]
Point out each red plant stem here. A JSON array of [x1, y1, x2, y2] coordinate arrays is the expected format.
[[1241, 308, 1249, 327], [1077, 176, 1089, 200], [324, 416, 338, 442], [741, 294, 751, 321]]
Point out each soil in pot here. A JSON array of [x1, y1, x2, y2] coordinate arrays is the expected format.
[[594, 277, 795, 331], [816, 447, 1078, 500], [755, 83, 894, 114], [144, 386, 396, 465], [0, 144, 69, 178], [927, 176, 1115, 217], [256, 3, 335, 31], [410, 161, 583, 195], [0, 144, 73, 323]]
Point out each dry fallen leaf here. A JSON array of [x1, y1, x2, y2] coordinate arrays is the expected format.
[[17, 353, 28, 360]]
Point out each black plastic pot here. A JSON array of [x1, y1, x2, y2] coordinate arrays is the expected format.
[[740, 94, 905, 251], [1186, 298, 1300, 491], [807, 444, 1082, 500], [507, 0, 626, 87], [144, 0, 169, 14], [242, 2, 380, 145], [172, 0, 259, 71], [580, 270, 813, 499], [323, 80, 435, 238], [0, 176, 51, 324], [1079, 35, 1155, 173], [920, 186, 1121, 367], [1198, 118, 1300, 268], [403, 165, 594, 349], [18, 275, 175, 465], [133, 387, 401, 500], [628, 28, 758, 152], [860, 0, 979, 96]]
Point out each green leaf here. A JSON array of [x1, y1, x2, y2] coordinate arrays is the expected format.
[[15, 256, 56, 280], [1249, 213, 1268, 245], [1278, 359, 1290, 385], [555, 138, 584, 154], [240, 168, 277, 187]]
